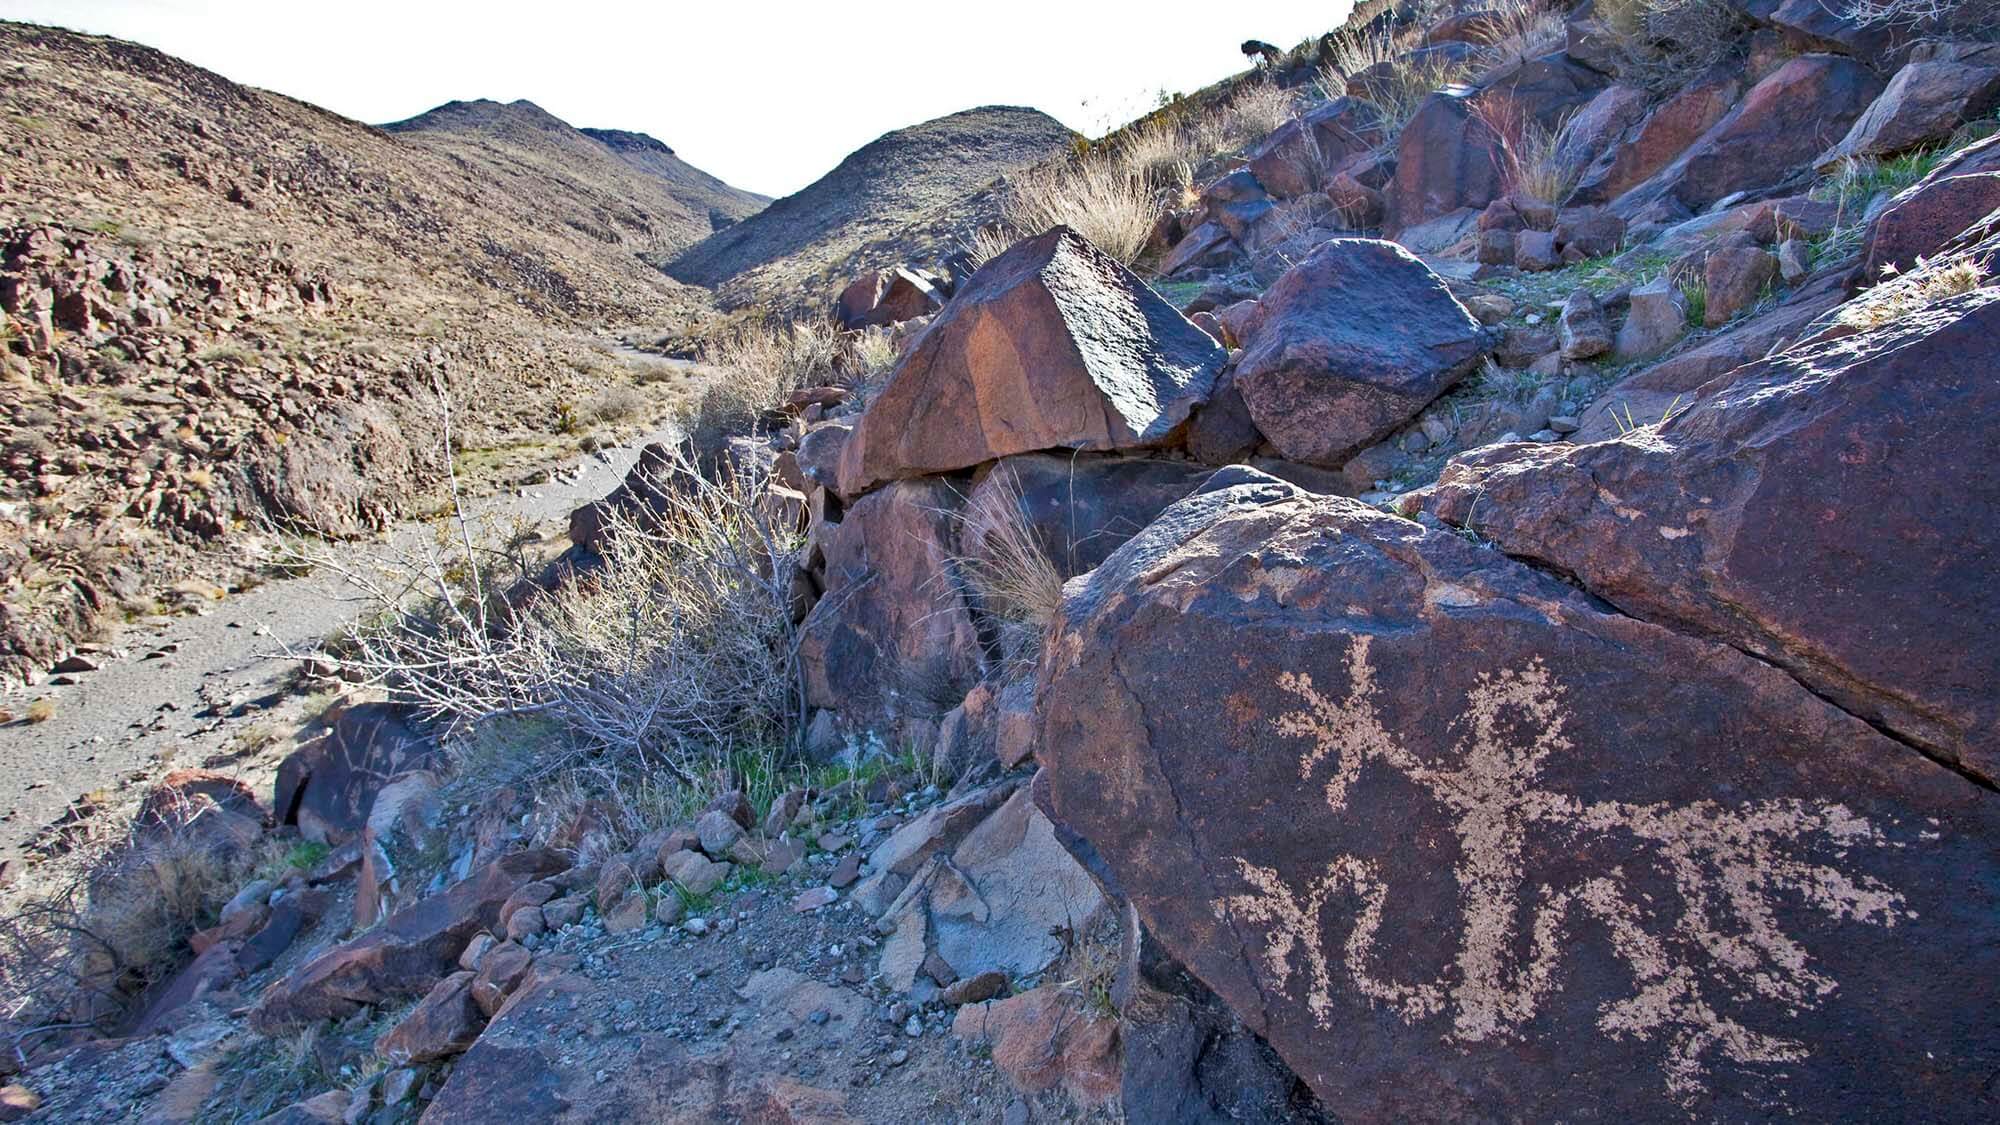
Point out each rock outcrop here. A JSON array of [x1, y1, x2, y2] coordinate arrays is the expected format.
[[1036, 473, 2000, 1119]]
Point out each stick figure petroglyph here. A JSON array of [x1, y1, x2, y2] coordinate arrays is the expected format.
[[1221, 637, 1911, 1098]]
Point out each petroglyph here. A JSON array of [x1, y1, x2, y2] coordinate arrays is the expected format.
[[1220, 638, 1911, 1099]]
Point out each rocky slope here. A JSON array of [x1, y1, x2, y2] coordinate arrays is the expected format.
[[663, 106, 1075, 310], [0, 22, 749, 684]]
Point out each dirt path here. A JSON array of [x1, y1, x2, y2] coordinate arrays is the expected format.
[[0, 395, 689, 862]]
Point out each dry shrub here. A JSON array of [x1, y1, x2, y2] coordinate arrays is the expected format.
[[953, 469, 1063, 672], [1113, 117, 1200, 192], [320, 442, 804, 797], [690, 319, 838, 447], [1474, 0, 1568, 76], [1842, 0, 1975, 26], [2, 819, 267, 1040], [1219, 80, 1298, 146], [1838, 252, 1992, 329], [1477, 102, 1583, 206], [1327, 48, 1476, 146], [1003, 155, 1156, 264], [1601, 0, 1752, 93]]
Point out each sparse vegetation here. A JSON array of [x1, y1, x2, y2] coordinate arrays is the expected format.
[[1479, 102, 1583, 207], [689, 319, 839, 448], [1598, 0, 1752, 93], [1000, 153, 1157, 265], [953, 469, 1064, 673], [1838, 252, 1992, 329]]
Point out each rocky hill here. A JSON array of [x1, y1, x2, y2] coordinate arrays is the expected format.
[[663, 106, 1075, 309], [0, 22, 746, 684], [381, 100, 767, 262]]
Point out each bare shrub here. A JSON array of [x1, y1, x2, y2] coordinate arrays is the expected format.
[[952, 469, 1063, 673], [1113, 117, 1200, 191], [1220, 80, 1298, 146], [1003, 155, 1156, 264], [1842, 0, 1974, 27], [318, 442, 804, 796], [1474, 0, 1568, 76], [1602, 0, 1753, 93], [961, 224, 1017, 271]]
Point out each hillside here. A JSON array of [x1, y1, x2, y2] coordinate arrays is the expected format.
[[0, 21, 720, 683], [664, 105, 1075, 308], [381, 99, 766, 261]]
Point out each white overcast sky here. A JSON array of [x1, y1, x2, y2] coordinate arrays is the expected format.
[[2, 0, 1354, 197]]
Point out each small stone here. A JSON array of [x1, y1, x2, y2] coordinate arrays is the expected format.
[[904, 1015, 923, 1038], [1547, 415, 1580, 434], [379, 1068, 419, 1106], [792, 886, 838, 912], [1530, 429, 1561, 443], [828, 853, 862, 889], [888, 1048, 910, 1067], [942, 970, 1010, 1006], [683, 917, 710, 936], [655, 895, 685, 926], [1777, 238, 1810, 286]]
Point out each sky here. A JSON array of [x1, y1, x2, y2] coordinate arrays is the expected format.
[[1, 0, 1354, 198]]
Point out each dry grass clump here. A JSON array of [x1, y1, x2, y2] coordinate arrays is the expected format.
[[1002, 155, 1156, 265], [1478, 102, 1584, 206], [690, 319, 839, 447], [1838, 252, 1992, 329], [1474, 0, 1568, 76], [324, 442, 803, 793], [1323, 46, 1475, 146], [953, 469, 1063, 672]]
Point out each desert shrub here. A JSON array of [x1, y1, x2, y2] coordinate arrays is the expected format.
[[1113, 116, 1200, 191], [579, 384, 648, 428], [689, 320, 838, 447], [1220, 80, 1298, 145], [1601, 0, 1752, 93], [1474, 1, 1568, 75], [1325, 47, 1476, 146], [323, 442, 803, 795], [1002, 154, 1156, 264], [1841, 0, 1976, 27], [1839, 251, 1991, 328], [1478, 102, 1584, 206]]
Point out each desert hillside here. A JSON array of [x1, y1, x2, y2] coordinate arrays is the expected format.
[[381, 99, 768, 261], [664, 105, 1075, 308], [4, 2, 2000, 1124], [0, 22, 756, 683]]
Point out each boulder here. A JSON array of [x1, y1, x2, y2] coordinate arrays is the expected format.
[[1819, 60, 2000, 169], [1703, 244, 1779, 326], [1577, 67, 1744, 207], [249, 849, 565, 1031], [952, 986, 1121, 1106], [1159, 221, 1237, 276], [1616, 54, 1883, 215], [273, 702, 437, 845], [1231, 240, 1490, 467], [1859, 135, 2000, 279], [1037, 473, 2000, 1119], [1246, 99, 1383, 200], [1326, 170, 1386, 228], [836, 228, 1225, 493], [833, 271, 887, 329], [963, 454, 1217, 578], [1553, 207, 1625, 258], [1513, 229, 1560, 271], [1557, 290, 1612, 359], [1430, 287, 2000, 782], [797, 478, 982, 720], [375, 971, 483, 1065], [1386, 89, 1504, 235], [1611, 278, 1689, 361]]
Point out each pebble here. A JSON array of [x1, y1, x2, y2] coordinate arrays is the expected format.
[[888, 1048, 910, 1067], [903, 1015, 922, 1038]]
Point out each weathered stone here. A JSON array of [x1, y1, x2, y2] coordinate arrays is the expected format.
[[1577, 67, 1743, 206], [797, 478, 982, 720], [1159, 221, 1237, 276], [375, 970, 482, 1065], [1231, 239, 1489, 467], [1777, 237, 1811, 284], [952, 987, 1120, 1106], [1246, 98, 1382, 199], [1821, 60, 2000, 169], [1612, 278, 1689, 361], [1476, 227, 1514, 265], [1554, 207, 1625, 258], [836, 228, 1225, 493], [273, 702, 436, 845], [1558, 290, 1612, 359], [1431, 288, 2000, 783], [1860, 135, 2000, 279], [867, 782, 1017, 880], [1513, 229, 1559, 271], [1185, 369, 1261, 466], [1703, 244, 1779, 326], [963, 454, 1217, 579], [249, 850, 564, 1032], [1038, 472, 2000, 1118], [694, 809, 745, 857], [661, 850, 732, 896], [1386, 89, 1503, 234]]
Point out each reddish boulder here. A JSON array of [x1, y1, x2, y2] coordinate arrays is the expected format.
[[1185, 370, 1262, 466], [797, 478, 982, 718], [1246, 99, 1383, 199], [1860, 134, 2000, 279], [952, 986, 1121, 1106], [1232, 239, 1489, 467], [833, 270, 886, 329], [1037, 473, 2000, 1119], [1618, 54, 1883, 215], [1159, 221, 1237, 276], [836, 228, 1225, 494], [1703, 244, 1779, 325], [1429, 287, 2000, 783], [1386, 89, 1504, 235], [375, 970, 483, 1064], [1576, 67, 1744, 206], [250, 849, 565, 1031]]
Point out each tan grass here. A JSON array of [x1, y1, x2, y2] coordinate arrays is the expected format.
[[1477, 102, 1584, 206], [689, 319, 839, 448], [1002, 155, 1156, 264], [953, 469, 1063, 672], [1473, 0, 1568, 77], [1838, 253, 1991, 329]]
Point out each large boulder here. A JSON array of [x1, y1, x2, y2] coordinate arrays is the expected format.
[[962, 454, 1217, 579], [1574, 66, 1744, 207], [1859, 133, 2000, 280], [1036, 473, 2000, 1119], [835, 227, 1225, 494], [1818, 59, 2000, 170], [796, 478, 982, 720], [1246, 99, 1383, 199], [1385, 89, 1504, 235], [250, 850, 565, 1032], [1427, 287, 2000, 783], [1230, 240, 1490, 467], [1615, 54, 1884, 215]]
